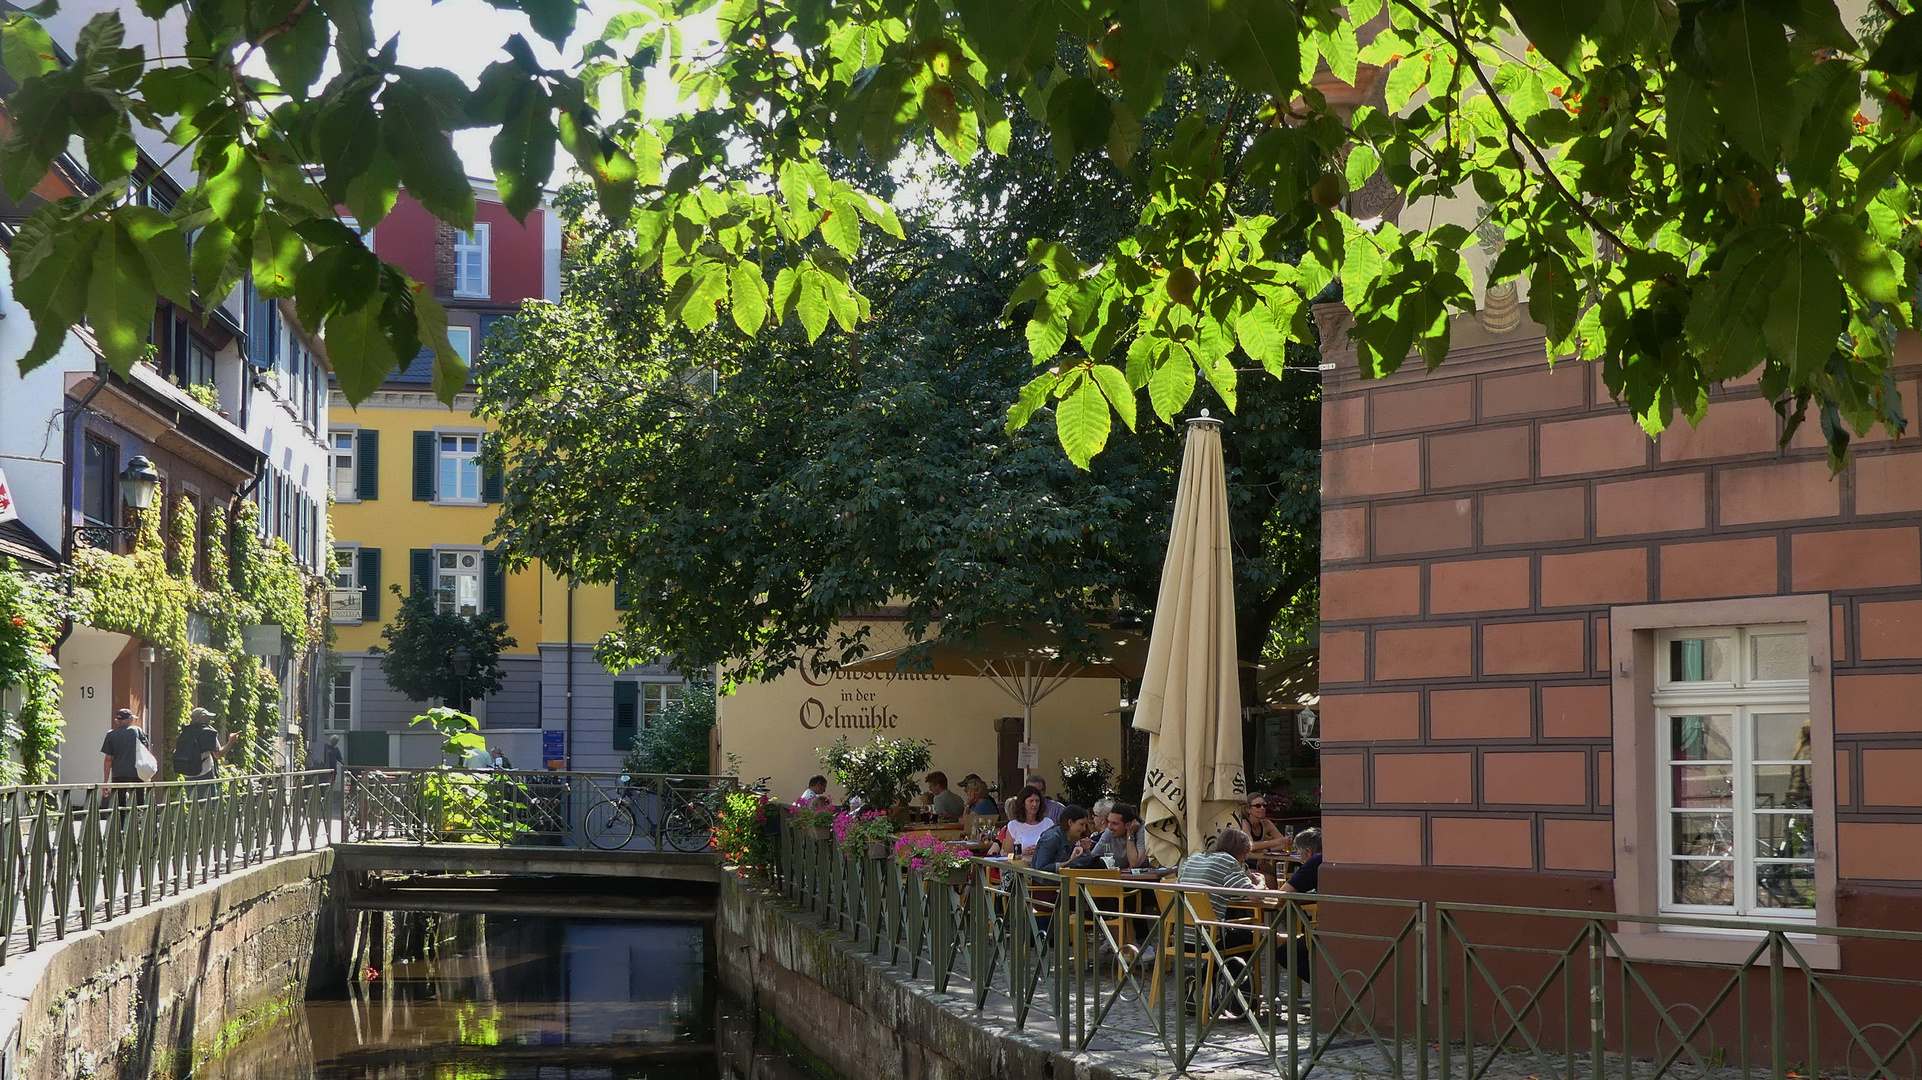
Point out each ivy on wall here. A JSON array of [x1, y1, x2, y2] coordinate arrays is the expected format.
[[64, 497, 327, 777]]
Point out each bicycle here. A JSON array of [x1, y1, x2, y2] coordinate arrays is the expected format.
[[584, 776, 719, 852]]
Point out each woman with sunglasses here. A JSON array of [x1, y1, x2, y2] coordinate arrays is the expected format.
[[1245, 794, 1290, 853]]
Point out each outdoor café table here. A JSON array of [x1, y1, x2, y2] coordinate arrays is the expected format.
[[1248, 852, 1305, 888]]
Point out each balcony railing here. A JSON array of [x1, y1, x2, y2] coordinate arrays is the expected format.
[[328, 587, 363, 623]]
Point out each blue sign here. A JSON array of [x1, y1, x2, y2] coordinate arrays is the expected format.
[[542, 729, 566, 769]]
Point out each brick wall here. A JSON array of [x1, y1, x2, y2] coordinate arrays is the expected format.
[[1318, 310, 1922, 902]]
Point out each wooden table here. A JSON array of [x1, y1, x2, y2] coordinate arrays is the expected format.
[[1248, 852, 1306, 888]]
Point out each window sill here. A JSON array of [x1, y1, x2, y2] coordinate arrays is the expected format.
[[1612, 925, 1840, 970], [332, 496, 360, 505], [452, 290, 490, 300], [431, 500, 486, 508]]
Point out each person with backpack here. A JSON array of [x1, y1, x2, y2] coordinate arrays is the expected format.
[[101, 708, 156, 806], [173, 708, 233, 787]]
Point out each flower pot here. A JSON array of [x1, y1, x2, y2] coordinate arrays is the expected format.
[[802, 825, 832, 841], [866, 840, 891, 860], [931, 866, 970, 886]]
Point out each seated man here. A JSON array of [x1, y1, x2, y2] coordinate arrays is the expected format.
[[795, 774, 829, 806], [1029, 804, 1093, 872], [1279, 827, 1322, 893], [1082, 802, 1151, 870], [1176, 826, 1263, 954], [924, 771, 966, 819]]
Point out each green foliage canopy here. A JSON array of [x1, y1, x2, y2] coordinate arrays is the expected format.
[[371, 586, 516, 710], [6, 0, 1918, 466]]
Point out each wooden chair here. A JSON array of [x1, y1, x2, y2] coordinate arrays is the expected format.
[[1058, 867, 1129, 972], [1148, 889, 1263, 1022]]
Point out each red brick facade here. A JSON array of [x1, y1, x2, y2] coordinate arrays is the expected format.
[[1318, 308, 1922, 929]]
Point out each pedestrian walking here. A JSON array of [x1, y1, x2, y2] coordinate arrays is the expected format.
[[173, 708, 233, 795], [100, 707, 155, 806], [323, 734, 345, 773]]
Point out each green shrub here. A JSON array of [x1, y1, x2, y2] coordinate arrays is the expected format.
[[621, 681, 715, 775]]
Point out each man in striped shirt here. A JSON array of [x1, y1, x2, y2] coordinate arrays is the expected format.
[[1177, 827, 1261, 891]]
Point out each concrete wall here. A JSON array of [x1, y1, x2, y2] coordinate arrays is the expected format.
[[0, 851, 340, 1080], [715, 874, 1126, 1080]]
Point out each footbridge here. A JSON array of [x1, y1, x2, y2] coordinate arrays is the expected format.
[[0, 767, 733, 964]]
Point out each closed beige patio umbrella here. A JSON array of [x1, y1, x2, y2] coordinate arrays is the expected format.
[[1135, 414, 1246, 865]]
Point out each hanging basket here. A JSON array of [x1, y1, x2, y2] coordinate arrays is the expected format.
[[930, 866, 970, 886], [802, 825, 833, 842], [866, 840, 891, 859]]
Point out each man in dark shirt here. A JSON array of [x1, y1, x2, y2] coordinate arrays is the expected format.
[[1030, 805, 1093, 872], [177, 708, 233, 781], [100, 708, 151, 804], [1281, 827, 1322, 893]]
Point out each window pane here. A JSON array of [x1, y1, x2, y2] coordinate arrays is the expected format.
[[1754, 863, 1816, 910], [1670, 715, 1732, 761], [457, 574, 479, 616], [440, 552, 457, 569], [1755, 812, 1814, 858], [1672, 812, 1734, 857], [1671, 763, 1734, 807], [459, 458, 479, 500], [440, 455, 457, 499], [1754, 713, 1811, 761], [1672, 860, 1734, 907], [1668, 637, 1733, 682], [1749, 632, 1807, 681]]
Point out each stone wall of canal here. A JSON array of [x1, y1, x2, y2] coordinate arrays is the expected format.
[[0, 850, 345, 1080], [716, 873, 1129, 1080]]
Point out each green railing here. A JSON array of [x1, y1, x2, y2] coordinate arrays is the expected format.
[[343, 768, 735, 851], [0, 770, 335, 963], [771, 816, 1426, 1076], [769, 818, 1922, 1079]]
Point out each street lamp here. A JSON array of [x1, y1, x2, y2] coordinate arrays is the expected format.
[[73, 455, 162, 551], [450, 645, 472, 712], [119, 456, 161, 511]]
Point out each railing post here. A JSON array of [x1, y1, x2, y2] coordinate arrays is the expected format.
[[1589, 920, 1605, 1080], [1770, 931, 1787, 1080]]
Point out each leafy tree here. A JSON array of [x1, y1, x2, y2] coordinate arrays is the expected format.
[[477, 91, 1319, 683], [369, 586, 516, 711], [8, 1, 1912, 468], [621, 681, 717, 775]]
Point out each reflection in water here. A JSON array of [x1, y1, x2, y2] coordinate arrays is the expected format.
[[198, 914, 825, 1080]]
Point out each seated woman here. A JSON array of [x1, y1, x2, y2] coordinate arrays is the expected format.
[[1245, 794, 1289, 853], [990, 787, 1053, 859], [962, 776, 998, 816]]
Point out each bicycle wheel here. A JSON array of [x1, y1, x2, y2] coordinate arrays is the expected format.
[[585, 795, 637, 849], [662, 798, 714, 852]]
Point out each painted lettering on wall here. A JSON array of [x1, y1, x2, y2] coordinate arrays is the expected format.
[[798, 697, 901, 730], [798, 649, 953, 688]]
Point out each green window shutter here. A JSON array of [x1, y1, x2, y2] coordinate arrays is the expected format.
[[355, 429, 380, 501], [481, 435, 503, 503], [358, 548, 382, 622], [410, 549, 432, 597], [412, 431, 434, 501], [613, 681, 638, 751], [482, 548, 505, 621]]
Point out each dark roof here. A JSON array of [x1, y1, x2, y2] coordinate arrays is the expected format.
[[391, 348, 437, 385], [0, 520, 61, 570]]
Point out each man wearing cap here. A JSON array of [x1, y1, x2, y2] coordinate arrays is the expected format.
[[100, 708, 151, 804], [176, 707, 234, 784]]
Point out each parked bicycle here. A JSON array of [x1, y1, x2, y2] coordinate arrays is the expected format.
[[584, 776, 718, 851]]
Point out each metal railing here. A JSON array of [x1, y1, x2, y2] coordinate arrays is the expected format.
[[0, 771, 335, 963], [768, 818, 1922, 1079], [343, 768, 735, 851]]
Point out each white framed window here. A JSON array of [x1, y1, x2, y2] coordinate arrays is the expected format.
[[435, 547, 482, 618], [328, 667, 356, 730], [1655, 626, 1814, 920], [453, 224, 490, 298], [329, 430, 357, 501], [332, 545, 357, 591], [642, 682, 686, 727], [449, 326, 474, 365], [437, 433, 482, 504]]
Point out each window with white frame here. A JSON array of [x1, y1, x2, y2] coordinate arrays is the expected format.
[[435, 548, 482, 617], [1655, 625, 1814, 919], [642, 682, 686, 727], [328, 668, 355, 730], [329, 430, 357, 500], [453, 225, 490, 298], [438, 433, 482, 503], [449, 326, 473, 365], [332, 545, 358, 590]]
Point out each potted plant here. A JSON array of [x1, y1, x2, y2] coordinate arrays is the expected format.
[[820, 734, 934, 819], [792, 802, 836, 841], [1059, 756, 1115, 809], [833, 809, 896, 859], [894, 832, 970, 885]]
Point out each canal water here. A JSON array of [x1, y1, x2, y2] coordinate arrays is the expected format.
[[197, 913, 826, 1080]]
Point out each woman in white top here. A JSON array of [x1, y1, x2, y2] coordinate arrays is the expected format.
[[993, 788, 1052, 858]]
